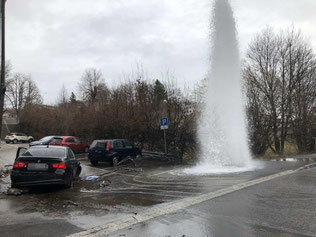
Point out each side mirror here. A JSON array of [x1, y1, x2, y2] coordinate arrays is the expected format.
[[16, 147, 27, 160]]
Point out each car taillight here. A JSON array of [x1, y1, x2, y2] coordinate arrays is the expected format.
[[52, 161, 66, 169], [10, 136, 14, 138], [13, 161, 25, 168], [106, 141, 110, 151]]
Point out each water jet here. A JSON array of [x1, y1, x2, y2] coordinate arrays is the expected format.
[[185, 0, 254, 175]]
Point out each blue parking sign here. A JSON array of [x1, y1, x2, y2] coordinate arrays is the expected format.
[[160, 118, 168, 129]]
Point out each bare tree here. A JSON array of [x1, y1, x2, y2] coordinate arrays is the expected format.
[[78, 68, 105, 103], [6, 73, 42, 118], [244, 27, 316, 154], [57, 84, 68, 104]]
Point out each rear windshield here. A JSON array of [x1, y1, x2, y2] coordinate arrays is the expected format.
[[90, 140, 106, 149], [22, 147, 66, 158]]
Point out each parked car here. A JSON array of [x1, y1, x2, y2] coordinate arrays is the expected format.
[[10, 145, 81, 188], [88, 139, 142, 166], [29, 135, 57, 147], [5, 132, 34, 144], [49, 136, 90, 153]]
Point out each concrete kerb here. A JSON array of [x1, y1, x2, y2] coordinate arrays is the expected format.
[[67, 164, 316, 237], [296, 162, 316, 171]]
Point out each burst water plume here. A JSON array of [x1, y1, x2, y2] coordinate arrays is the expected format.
[[186, 0, 254, 175]]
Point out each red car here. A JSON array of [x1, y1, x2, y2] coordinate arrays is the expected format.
[[49, 136, 90, 153]]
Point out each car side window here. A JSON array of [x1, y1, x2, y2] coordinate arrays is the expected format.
[[74, 138, 81, 143], [68, 149, 75, 160], [66, 138, 75, 143], [124, 140, 133, 149], [114, 141, 123, 149]]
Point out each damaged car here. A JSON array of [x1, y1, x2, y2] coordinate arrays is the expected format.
[[10, 145, 81, 189]]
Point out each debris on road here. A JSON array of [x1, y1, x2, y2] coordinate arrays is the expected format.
[[0, 167, 9, 178], [67, 200, 79, 206], [100, 180, 111, 188], [6, 188, 23, 196], [81, 176, 99, 181]]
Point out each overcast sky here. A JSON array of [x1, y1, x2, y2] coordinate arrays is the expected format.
[[6, 0, 316, 104]]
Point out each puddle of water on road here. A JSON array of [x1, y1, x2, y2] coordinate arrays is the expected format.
[[170, 160, 265, 176]]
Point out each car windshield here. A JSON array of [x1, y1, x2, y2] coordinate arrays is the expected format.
[[22, 147, 65, 158], [39, 136, 54, 142]]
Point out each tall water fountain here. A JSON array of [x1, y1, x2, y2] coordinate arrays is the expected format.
[[186, 0, 254, 174]]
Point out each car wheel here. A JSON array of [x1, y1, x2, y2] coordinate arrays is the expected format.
[[76, 165, 82, 176], [84, 147, 89, 153], [13, 139, 18, 144], [64, 173, 73, 189], [135, 153, 142, 160], [90, 160, 98, 166], [5, 141, 9, 144], [28, 139, 33, 143], [112, 156, 119, 167]]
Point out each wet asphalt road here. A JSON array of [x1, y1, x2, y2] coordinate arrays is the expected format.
[[1, 143, 316, 237], [112, 167, 316, 237]]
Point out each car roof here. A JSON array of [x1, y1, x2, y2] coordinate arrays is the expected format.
[[53, 136, 75, 139], [93, 139, 126, 142]]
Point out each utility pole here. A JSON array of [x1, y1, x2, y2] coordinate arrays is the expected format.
[[0, 0, 6, 141]]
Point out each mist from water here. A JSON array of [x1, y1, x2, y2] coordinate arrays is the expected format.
[[185, 0, 254, 175]]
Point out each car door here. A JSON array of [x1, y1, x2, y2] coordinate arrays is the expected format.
[[15, 133, 22, 142], [65, 137, 77, 152], [123, 140, 136, 157], [113, 140, 125, 158], [20, 133, 27, 142], [67, 149, 79, 174], [74, 137, 83, 152]]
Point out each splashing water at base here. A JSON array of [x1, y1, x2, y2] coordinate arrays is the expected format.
[[185, 0, 255, 175]]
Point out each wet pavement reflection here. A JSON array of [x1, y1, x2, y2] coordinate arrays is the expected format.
[[1, 144, 316, 236]]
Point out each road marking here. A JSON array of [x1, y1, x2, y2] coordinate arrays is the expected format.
[[67, 167, 310, 237]]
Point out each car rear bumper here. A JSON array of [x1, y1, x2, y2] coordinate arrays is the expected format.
[[10, 170, 67, 187]]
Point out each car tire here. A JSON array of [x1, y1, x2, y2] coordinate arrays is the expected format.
[[135, 153, 142, 160], [90, 160, 98, 166], [76, 165, 82, 176], [13, 139, 18, 144], [28, 139, 34, 143], [84, 147, 89, 153], [112, 156, 119, 167], [64, 173, 73, 189], [5, 141, 9, 144]]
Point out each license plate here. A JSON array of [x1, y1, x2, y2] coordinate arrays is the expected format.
[[27, 163, 48, 170]]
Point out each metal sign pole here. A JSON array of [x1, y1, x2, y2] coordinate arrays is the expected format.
[[160, 117, 168, 154], [0, 0, 6, 141], [164, 129, 167, 154]]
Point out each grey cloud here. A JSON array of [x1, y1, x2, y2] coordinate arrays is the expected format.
[[5, 0, 316, 103]]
